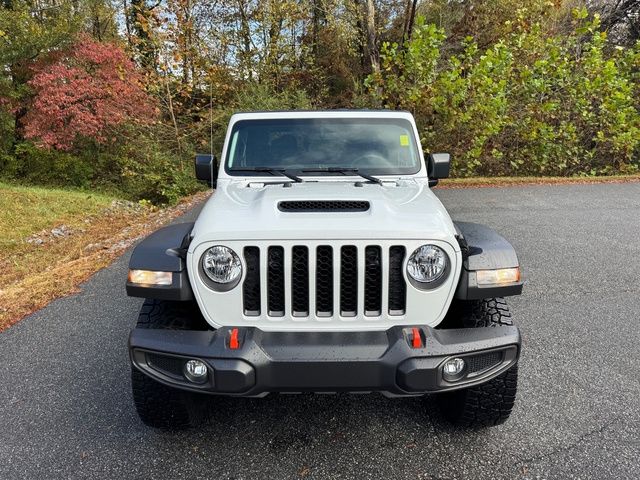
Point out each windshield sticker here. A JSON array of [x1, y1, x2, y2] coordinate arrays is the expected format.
[[400, 134, 409, 146]]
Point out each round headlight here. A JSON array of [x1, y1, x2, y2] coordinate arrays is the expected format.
[[407, 245, 448, 284], [201, 246, 242, 286]]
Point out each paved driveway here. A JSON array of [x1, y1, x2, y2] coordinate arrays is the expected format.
[[1, 183, 639, 479]]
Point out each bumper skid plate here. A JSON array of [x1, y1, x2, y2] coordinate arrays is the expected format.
[[129, 325, 520, 396]]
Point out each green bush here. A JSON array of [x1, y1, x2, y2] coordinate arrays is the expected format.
[[11, 142, 94, 187], [114, 144, 203, 205], [234, 82, 312, 112], [3, 139, 202, 205], [366, 9, 640, 177], [0, 152, 20, 179]]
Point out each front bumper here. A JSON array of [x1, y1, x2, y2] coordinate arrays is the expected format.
[[129, 325, 520, 397]]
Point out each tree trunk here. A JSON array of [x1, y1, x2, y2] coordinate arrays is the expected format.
[[406, 0, 417, 41], [9, 63, 26, 147], [401, 0, 411, 41], [354, 7, 367, 75], [238, 0, 252, 81], [311, 0, 324, 56], [164, 78, 183, 167], [364, 0, 379, 74], [123, 0, 132, 46]]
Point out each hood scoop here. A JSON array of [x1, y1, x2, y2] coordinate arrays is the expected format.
[[278, 200, 370, 212]]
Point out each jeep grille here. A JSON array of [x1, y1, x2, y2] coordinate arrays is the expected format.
[[242, 245, 406, 318]]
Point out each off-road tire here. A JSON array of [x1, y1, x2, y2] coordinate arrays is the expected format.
[[440, 297, 513, 329], [437, 297, 518, 428], [131, 298, 210, 429], [135, 298, 209, 331]]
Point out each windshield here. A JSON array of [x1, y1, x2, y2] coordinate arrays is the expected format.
[[225, 118, 421, 176]]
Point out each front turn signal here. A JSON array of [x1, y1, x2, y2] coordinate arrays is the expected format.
[[127, 269, 173, 286], [476, 267, 520, 286]]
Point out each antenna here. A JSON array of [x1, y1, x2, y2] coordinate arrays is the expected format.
[[209, 77, 214, 189]]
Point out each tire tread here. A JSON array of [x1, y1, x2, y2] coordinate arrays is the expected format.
[[131, 298, 209, 429], [438, 297, 518, 428]]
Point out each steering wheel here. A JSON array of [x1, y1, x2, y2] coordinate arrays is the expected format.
[[352, 152, 387, 166]]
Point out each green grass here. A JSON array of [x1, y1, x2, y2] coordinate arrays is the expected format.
[[0, 183, 116, 247], [0, 182, 209, 331], [0, 182, 142, 330]]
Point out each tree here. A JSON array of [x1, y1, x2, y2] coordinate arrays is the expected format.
[[401, 0, 418, 41], [84, 0, 119, 42], [128, 0, 161, 70], [597, 0, 640, 44], [363, 0, 380, 74], [0, 0, 81, 144], [23, 34, 155, 150]]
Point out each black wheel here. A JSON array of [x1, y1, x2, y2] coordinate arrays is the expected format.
[[131, 299, 210, 429], [437, 297, 519, 428]]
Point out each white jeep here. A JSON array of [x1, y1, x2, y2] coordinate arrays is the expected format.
[[126, 110, 523, 429]]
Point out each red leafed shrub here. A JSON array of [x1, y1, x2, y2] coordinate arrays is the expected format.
[[23, 34, 155, 150]]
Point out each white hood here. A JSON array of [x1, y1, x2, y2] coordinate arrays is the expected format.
[[190, 179, 459, 247]]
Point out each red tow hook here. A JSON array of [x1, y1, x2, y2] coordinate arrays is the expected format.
[[410, 327, 422, 349], [229, 328, 240, 350]]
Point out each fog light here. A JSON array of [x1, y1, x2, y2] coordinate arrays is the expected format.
[[442, 358, 466, 381], [184, 359, 208, 383]]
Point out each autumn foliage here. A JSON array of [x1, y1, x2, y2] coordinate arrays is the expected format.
[[23, 35, 155, 150]]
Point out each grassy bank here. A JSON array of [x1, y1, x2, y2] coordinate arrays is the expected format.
[[437, 174, 640, 188], [0, 183, 210, 331]]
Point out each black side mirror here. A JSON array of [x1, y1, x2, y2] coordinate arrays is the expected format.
[[194, 154, 218, 188], [427, 153, 450, 187]]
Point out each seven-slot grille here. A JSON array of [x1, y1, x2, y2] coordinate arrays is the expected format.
[[242, 245, 406, 318]]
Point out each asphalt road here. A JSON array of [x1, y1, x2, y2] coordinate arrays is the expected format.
[[1, 183, 639, 480]]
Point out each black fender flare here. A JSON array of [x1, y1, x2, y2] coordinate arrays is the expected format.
[[453, 222, 523, 300], [126, 223, 195, 301]]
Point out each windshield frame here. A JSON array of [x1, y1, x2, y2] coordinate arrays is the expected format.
[[223, 116, 423, 178]]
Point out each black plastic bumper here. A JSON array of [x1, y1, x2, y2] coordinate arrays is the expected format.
[[129, 326, 520, 396], [129, 325, 520, 397]]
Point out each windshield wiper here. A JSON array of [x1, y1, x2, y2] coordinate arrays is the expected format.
[[302, 167, 383, 185], [230, 167, 303, 183]]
